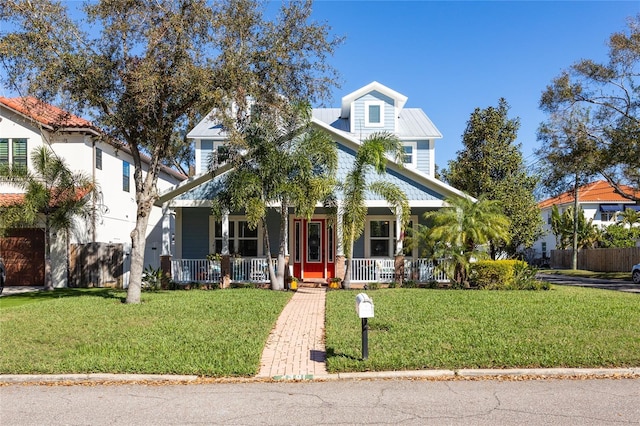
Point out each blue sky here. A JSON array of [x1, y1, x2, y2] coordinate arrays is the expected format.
[[310, 0, 639, 171], [1, 1, 637, 172]]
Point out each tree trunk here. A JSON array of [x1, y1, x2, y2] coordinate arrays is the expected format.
[[275, 203, 288, 290], [43, 215, 53, 291], [126, 191, 154, 304], [572, 175, 579, 270], [342, 235, 355, 290]]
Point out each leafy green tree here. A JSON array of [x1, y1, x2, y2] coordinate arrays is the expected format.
[[341, 132, 410, 290], [0, 0, 340, 303], [211, 103, 337, 290], [0, 147, 95, 290], [443, 99, 542, 258], [540, 14, 640, 202], [599, 223, 640, 248], [422, 195, 510, 287], [537, 108, 601, 268]]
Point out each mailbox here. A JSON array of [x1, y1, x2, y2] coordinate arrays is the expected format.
[[355, 293, 374, 318]]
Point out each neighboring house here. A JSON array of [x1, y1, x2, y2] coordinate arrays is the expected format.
[[534, 180, 640, 259], [156, 81, 469, 285], [0, 97, 186, 287]]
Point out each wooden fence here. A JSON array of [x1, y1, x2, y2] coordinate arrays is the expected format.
[[550, 247, 640, 272]]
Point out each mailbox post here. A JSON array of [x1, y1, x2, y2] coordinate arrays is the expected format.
[[355, 293, 374, 360]]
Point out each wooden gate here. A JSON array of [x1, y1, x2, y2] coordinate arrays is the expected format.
[[69, 243, 124, 288], [0, 228, 45, 286]]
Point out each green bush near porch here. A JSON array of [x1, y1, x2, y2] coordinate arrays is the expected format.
[[325, 287, 640, 373], [0, 288, 291, 376]]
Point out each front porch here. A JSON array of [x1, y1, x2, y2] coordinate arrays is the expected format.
[[167, 257, 448, 286]]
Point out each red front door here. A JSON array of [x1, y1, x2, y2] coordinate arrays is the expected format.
[[292, 218, 335, 281]]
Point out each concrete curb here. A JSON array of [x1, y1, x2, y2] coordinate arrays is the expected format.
[[2, 368, 639, 384]]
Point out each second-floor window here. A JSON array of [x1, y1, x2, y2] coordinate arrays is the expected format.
[[0, 138, 27, 172], [402, 142, 417, 168], [365, 101, 384, 127], [122, 161, 130, 192], [95, 148, 102, 170]]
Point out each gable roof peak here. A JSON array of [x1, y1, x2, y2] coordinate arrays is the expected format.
[[340, 81, 408, 118]]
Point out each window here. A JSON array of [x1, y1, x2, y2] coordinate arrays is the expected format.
[[307, 221, 322, 262], [402, 142, 417, 168], [294, 222, 301, 263], [95, 148, 102, 170], [238, 221, 258, 256], [370, 220, 390, 257], [1, 138, 28, 172], [122, 161, 130, 192], [213, 220, 258, 256], [366, 217, 416, 257], [365, 101, 384, 127], [0, 139, 8, 165], [541, 242, 547, 258], [12, 138, 27, 172], [601, 211, 617, 222]]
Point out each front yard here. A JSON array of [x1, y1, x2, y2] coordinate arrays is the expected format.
[[0, 285, 638, 376]]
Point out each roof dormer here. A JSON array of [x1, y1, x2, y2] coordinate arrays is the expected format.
[[340, 81, 408, 135]]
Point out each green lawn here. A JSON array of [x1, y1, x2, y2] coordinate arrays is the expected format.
[[325, 287, 640, 373], [0, 288, 291, 376], [1, 285, 639, 376]]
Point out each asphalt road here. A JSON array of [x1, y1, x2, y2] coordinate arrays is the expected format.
[[1, 378, 639, 425], [537, 273, 640, 293]]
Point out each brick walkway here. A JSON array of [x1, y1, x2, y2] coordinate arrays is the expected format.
[[257, 287, 328, 379]]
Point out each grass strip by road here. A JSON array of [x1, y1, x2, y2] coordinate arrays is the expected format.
[[541, 269, 631, 280], [0, 288, 291, 376], [325, 286, 640, 373]]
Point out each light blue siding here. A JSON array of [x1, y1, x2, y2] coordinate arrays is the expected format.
[[200, 140, 214, 172], [352, 91, 395, 136], [416, 140, 431, 175], [336, 145, 443, 201], [181, 208, 211, 258]]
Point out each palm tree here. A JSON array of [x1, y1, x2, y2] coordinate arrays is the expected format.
[[422, 195, 510, 287], [0, 147, 95, 290], [618, 208, 640, 228], [340, 132, 410, 289], [211, 102, 337, 290]]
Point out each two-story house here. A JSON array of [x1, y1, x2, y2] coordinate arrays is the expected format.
[[0, 96, 186, 287], [155, 82, 469, 285], [535, 180, 640, 259]]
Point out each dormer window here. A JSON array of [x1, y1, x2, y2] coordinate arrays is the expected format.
[[365, 101, 384, 127]]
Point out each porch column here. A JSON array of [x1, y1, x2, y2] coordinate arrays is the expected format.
[[160, 203, 172, 286], [335, 202, 345, 280], [394, 209, 404, 285], [221, 210, 231, 288]]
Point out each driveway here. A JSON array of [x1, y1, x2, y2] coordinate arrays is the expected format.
[[537, 273, 640, 293]]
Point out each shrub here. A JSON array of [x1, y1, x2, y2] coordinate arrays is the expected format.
[[470, 260, 549, 290], [471, 260, 518, 289], [402, 280, 417, 288], [141, 265, 163, 292], [365, 282, 380, 290]]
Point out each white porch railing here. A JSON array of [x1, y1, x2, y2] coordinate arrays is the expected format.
[[171, 257, 277, 284], [171, 257, 448, 284], [349, 258, 449, 283], [171, 259, 221, 284], [404, 258, 449, 283]]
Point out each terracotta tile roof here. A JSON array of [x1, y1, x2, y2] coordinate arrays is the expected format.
[[0, 96, 97, 131], [0, 185, 93, 208], [0, 193, 25, 207], [538, 180, 639, 209], [0, 97, 187, 182]]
